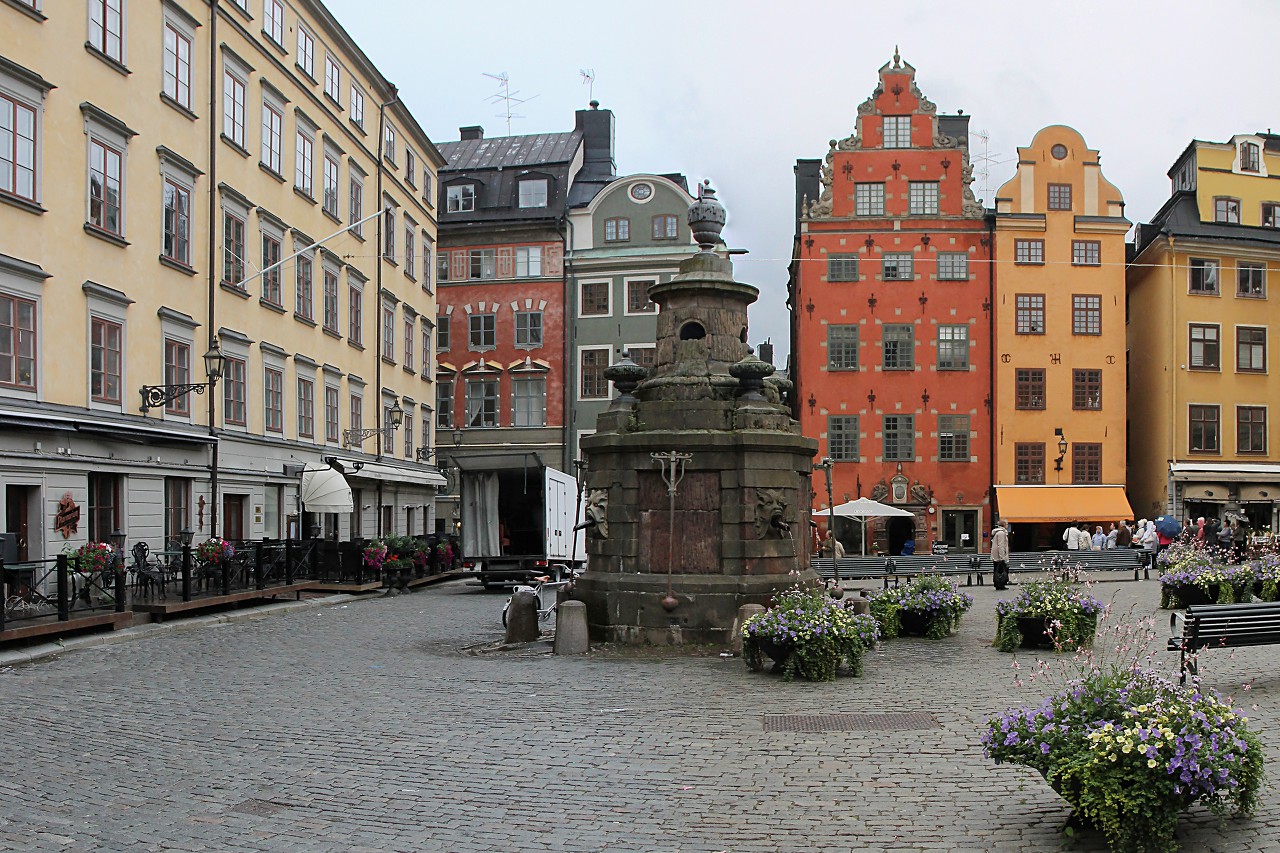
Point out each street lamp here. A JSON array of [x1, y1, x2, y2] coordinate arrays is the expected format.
[[343, 399, 404, 448], [179, 527, 195, 547], [139, 336, 226, 414], [814, 457, 841, 591], [1054, 428, 1068, 473]]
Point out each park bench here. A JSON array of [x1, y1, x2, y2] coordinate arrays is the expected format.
[[1167, 601, 1280, 683], [813, 554, 990, 588], [1007, 548, 1148, 580]]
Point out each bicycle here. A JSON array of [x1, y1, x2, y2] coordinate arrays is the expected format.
[[500, 567, 579, 628], [4, 587, 56, 619]]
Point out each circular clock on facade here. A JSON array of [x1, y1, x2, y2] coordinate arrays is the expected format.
[[630, 183, 653, 201]]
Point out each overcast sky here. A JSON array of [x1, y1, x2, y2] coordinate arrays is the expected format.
[[324, 0, 1279, 365]]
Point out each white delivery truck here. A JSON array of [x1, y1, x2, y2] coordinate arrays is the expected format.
[[458, 457, 584, 589]]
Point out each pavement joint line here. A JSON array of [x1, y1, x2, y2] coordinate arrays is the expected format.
[[0, 593, 362, 667]]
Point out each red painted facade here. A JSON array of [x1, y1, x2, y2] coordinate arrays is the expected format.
[[791, 54, 993, 554], [435, 238, 566, 431]]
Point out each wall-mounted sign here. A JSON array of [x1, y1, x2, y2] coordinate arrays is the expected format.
[[55, 492, 81, 539]]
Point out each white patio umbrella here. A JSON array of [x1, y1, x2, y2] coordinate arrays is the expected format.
[[300, 465, 354, 513], [813, 498, 915, 555]]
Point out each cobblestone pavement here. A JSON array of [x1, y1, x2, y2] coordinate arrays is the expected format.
[[0, 575, 1277, 853]]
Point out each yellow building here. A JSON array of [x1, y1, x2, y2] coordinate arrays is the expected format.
[[1128, 134, 1280, 533], [0, 0, 443, 563], [992, 126, 1132, 547]]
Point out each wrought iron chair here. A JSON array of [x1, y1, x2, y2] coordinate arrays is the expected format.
[[131, 541, 167, 599]]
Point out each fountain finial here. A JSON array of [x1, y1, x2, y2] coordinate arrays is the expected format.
[[688, 180, 726, 253]]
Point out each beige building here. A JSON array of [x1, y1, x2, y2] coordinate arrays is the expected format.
[[992, 126, 1132, 545], [0, 0, 444, 564], [1128, 134, 1280, 532]]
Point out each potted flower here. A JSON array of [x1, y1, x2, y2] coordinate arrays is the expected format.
[[1159, 544, 1254, 608], [73, 541, 116, 575], [870, 575, 973, 640], [994, 577, 1104, 653], [742, 586, 880, 682], [1250, 551, 1280, 602], [362, 539, 389, 572], [196, 537, 235, 565], [984, 667, 1263, 853]]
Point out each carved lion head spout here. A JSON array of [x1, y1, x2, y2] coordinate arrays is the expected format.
[[583, 489, 609, 539], [754, 488, 790, 539]]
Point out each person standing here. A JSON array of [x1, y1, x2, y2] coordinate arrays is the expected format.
[[822, 530, 844, 559], [990, 520, 1010, 591], [1139, 520, 1158, 570], [1116, 521, 1132, 548], [1216, 519, 1234, 556], [1232, 518, 1249, 563], [1195, 517, 1207, 545], [1064, 522, 1081, 551], [1105, 523, 1119, 549], [1091, 526, 1106, 551]]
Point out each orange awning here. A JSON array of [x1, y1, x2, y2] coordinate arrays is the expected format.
[[995, 486, 1133, 524]]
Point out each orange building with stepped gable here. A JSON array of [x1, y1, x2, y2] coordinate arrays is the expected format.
[[789, 52, 992, 556]]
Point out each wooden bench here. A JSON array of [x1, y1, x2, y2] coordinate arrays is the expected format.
[[1167, 601, 1280, 683]]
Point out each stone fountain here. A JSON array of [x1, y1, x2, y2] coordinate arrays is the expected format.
[[573, 183, 820, 644]]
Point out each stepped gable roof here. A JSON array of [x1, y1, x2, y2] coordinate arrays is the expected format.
[[438, 131, 583, 172]]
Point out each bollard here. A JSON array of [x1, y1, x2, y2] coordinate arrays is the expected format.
[[503, 590, 540, 644], [846, 593, 871, 617], [553, 600, 590, 655], [56, 554, 70, 621], [254, 538, 266, 590], [115, 567, 127, 612], [181, 544, 192, 602], [730, 603, 766, 655]]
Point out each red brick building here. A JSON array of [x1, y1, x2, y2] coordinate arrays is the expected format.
[[789, 53, 993, 555]]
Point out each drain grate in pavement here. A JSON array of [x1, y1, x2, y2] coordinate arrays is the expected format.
[[762, 712, 939, 732], [230, 799, 292, 817]]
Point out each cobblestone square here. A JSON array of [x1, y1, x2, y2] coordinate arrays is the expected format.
[[1, 577, 1277, 852]]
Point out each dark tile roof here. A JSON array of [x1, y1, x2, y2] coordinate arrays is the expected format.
[[1134, 191, 1280, 255], [438, 131, 583, 172]]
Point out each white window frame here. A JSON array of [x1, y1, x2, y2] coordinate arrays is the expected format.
[[322, 145, 340, 218], [222, 62, 248, 149], [518, 177, 548, 209], [349, 85, 365, 130], [161, 17, 193, 111], [88, 0, 126, 66], [260, 91, 284, 176], [623, 277, 659, 316], [578, 279, 612, 318], [577, 345, 612, 401], [295, 120, 315, 197], [83, 105, 134, 238], [515, 246, 542, 278], [383, 123, 397, 164], [263, 0, 284, 46], [447, 184, 475, 212], [348, 167, 364, 237], [323, 55, 341, 103], [296, 25, 315, 79]]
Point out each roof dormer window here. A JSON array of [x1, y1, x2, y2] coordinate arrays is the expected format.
[[1240, 141, 1261, 173], [447, 183, 475, 212], [518, 177, 548, 209]]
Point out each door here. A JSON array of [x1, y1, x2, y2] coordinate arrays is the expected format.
[[941, 509, 979, 553], [223, 495, 245, 541], [543, 467, 576, 560], [5, 485, 32, 561]]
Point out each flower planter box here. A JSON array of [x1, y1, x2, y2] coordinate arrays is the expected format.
[[898, 610, 940, 637], [1014, 616, 1054, 649]]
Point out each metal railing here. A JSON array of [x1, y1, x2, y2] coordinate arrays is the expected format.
[[1, 553, 127, 633]]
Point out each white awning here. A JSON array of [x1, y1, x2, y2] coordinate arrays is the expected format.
[[1170, 461, 1280, 481], [300, 466, 354, 513], [346, 460, 447, 488]]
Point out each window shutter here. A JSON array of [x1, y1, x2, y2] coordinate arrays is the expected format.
[[544, 242, 563, 276], [497, 247, 514, 278], [450, 250, 466, 278]]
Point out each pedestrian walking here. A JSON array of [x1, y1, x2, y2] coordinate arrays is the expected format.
[[990, 520, 1010, 591]]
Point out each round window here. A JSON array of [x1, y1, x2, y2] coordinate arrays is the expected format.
[[630, 183, 653, 201], [1051, 144, 1068, 160]]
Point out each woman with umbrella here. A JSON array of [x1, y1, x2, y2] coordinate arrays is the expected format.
[[1152, 515, 1182, 559]]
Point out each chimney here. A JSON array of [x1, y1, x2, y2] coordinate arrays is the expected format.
[[459, 125, 484, 141], [794, 159, 821, 222], [574, 100, 615, 176]]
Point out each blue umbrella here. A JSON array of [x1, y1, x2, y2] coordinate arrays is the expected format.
[[1153, 515, 1182, 538]]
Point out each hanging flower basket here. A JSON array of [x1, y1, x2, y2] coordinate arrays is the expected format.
[[73, 541, 115, 575], [196, 537, 235, 565]]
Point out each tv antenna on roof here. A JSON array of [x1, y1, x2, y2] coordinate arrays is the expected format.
[[483, 71, 538, 135], [973, 129, 1014, 208], [579, 68, 595, 102]]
